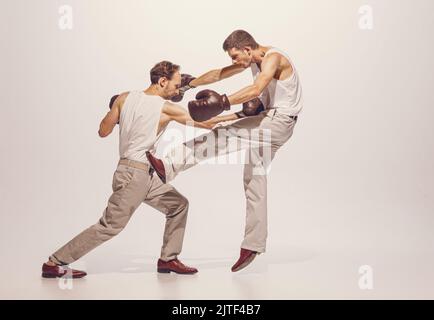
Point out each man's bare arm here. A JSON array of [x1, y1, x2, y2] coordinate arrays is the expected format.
[[226, 53, 280, 105], [99, 107, 120, 138], [190, 64, 246, 87], [162, 101, 230, 129], [202, 103, 265, 128], [98, 93, 127, 137], [202, 113, 239, 127]]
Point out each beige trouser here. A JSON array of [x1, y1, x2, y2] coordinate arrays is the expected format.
[[163, 109, 297, 253], [50, 159, 189, 265]]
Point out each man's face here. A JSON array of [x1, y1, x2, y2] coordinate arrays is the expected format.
[[227, 47, 252, 68], [161, 71, 181, 99]]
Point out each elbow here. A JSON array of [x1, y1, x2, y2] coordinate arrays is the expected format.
[[98, 122, 114, 138], [98, 128, 111, 138], [251, 86, 261, 99]]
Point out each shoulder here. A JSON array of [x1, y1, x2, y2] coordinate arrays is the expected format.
[[118, 91, 130, 104], [264, 52, 281, 63], [114, 91, 130, 112]]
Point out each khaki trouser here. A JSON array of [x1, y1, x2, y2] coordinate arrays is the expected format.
[[163, 110, 297, 253], [50, 159, 188, 265]]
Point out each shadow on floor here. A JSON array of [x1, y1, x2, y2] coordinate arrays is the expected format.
[[80, 244, 318, 276]]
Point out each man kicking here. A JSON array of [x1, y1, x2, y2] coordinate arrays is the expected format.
[[147, 30, 303, 272], [41, 61, 220, 278]]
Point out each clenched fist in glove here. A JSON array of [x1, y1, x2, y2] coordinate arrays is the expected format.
[[235, 97, 265, 118], [171, 74, 196, 102], [188, 89, 231, 122]]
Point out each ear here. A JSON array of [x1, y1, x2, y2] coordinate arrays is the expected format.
[[158, 77, 167, 88], [244, 46, 252, 56]]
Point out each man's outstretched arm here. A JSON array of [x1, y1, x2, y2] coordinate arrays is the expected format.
[[162, 101, 230, 129], [187, 54, 279, 122], [190, 63, 246, 87], [202, 96, 266, 127]]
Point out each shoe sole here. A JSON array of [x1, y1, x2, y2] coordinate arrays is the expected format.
[[157, 268, 197, 275], [232, 254, 257, 272], [42, 273, 86, 279]]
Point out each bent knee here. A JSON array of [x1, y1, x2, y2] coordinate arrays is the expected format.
[[166, 196, 189, 218], [179, 196, 189, 210]]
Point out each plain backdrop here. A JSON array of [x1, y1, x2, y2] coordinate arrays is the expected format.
[[1, 0, 433, 299]]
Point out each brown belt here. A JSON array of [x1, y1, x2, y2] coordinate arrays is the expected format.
[[118, 158, 152, 173]]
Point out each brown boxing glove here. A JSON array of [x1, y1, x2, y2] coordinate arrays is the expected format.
[[188, 90, 231, 122], [188, 89, 231, 122], [235, 98, 265, 118], [171, 74, 196, 102]]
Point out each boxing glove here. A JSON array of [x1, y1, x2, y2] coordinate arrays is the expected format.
[[235, 98, 265, 118], [188, 89, 231, 122], [171, 74, 196, 102]]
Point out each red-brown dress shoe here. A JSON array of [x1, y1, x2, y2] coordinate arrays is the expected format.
[[146, 151, 166, 183], [41, 263, 87, 279], [157, 258, 198, 274], [231, 248, 258, 272]]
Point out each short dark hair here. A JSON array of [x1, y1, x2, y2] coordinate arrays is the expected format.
[[222, 30, 259, 51], [150, 61, 180, 84]]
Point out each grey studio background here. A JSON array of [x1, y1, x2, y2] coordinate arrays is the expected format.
[[1, 0, 433, 299]]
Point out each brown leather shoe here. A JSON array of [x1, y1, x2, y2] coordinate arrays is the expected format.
[[41, 263, 87, 279], [157, 258, 198, 274], [231, 248, 258, 272], [146, 151, 166, 183]]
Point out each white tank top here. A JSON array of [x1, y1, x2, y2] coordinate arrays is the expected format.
[[119, 91, 165, 163], [251, 47, 303, 116]]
